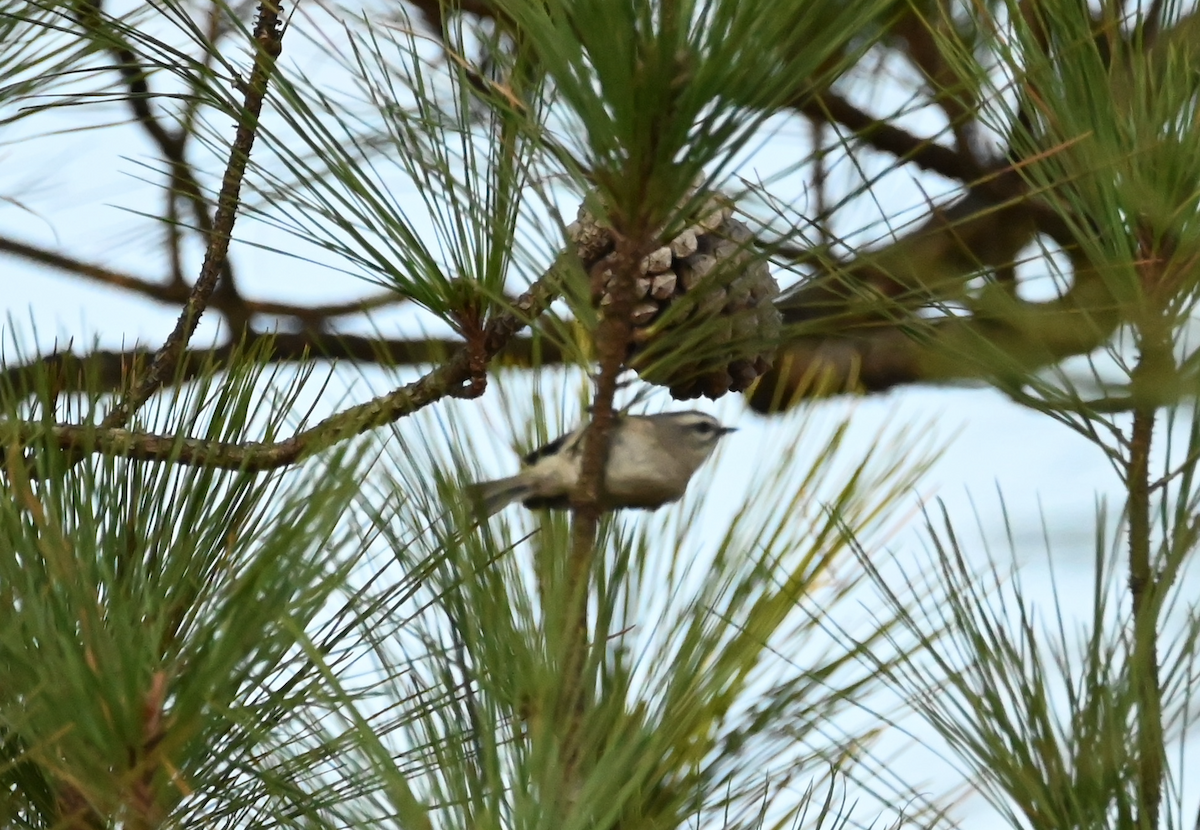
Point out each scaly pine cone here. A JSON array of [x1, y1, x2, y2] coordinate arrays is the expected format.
[[567, 189, 781, 399]]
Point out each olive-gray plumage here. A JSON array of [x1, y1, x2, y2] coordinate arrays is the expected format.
[[472, 411, 734, 515]]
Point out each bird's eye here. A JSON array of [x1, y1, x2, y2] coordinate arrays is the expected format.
[[689, 421, 717, 436]]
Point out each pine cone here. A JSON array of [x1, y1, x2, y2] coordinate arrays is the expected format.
[[567, 191, 781, 399]]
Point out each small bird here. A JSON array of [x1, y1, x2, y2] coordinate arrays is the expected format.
[[471, 410, 735, 515]]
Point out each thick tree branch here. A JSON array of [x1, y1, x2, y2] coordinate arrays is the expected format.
[[749, 262, 1121, 410], [5, 191, 1122, 415]]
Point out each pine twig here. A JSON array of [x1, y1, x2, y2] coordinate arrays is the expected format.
[[101, 2, 285, 430], [1, 273, 562, 470], [0, 234, 406, 321], [1127, 396, 1162, 830], [1127, 230, 1172, 830]]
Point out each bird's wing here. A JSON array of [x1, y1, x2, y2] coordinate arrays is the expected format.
[[520, 422, 589, 467]]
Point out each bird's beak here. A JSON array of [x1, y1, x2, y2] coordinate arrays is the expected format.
[[719, 426, 738, 436]]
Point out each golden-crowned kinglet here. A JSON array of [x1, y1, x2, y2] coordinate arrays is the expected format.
[[471, 410, 735, 515]]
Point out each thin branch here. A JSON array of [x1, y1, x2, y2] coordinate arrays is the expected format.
[[3, 270, 562, 471], [0, 236, 188, 305], [100, 1, 285, 429], [248, 291, 408, 320], [557, 233, 645, 808], [77, 0, 254, 330], [0, 233, 408, 320], [1128, 398, 1163, 830], [76, 0, 183, 158], [0, 330, 567, 400], [796, 90, 986, 184]]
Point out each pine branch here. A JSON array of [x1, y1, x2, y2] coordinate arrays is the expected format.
[[749, 261, 1121, 410], [3, 192, 1126, 413], [2, 271, 562, 471], [100, 1, 285, 430], [796, 90, 986, 184], [0, 234, 408, 321]]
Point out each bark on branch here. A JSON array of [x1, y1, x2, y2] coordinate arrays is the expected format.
[[749, 196, 1119, 410], [2, 269, 563, 471], [4, 193, 1122, 417], [101, 2, 285, 430], [0, 235, 406, 322]]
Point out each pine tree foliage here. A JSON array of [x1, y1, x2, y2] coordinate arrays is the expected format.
[[2, 0, 1200, 828]]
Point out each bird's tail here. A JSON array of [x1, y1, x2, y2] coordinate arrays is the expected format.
[[466, 476, 531, 516]]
